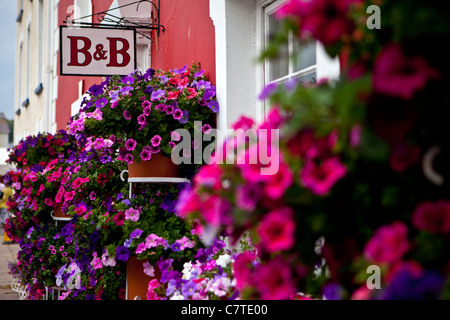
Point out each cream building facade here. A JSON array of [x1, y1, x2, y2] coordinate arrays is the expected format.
[[14, 0, 59, 145]]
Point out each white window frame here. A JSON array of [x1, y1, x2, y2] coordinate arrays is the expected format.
[[17, 36, 23, 113], [25, 20, 31, 106], [74, 0, 92, 24], [257, 0, 340, 118], [36, 0, 44, 95]]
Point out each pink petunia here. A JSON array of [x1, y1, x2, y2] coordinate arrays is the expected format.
[[125, 139, 137, 151], [124, 207, 140, 222], [254, 255, 297, 300], [137, 114, 147, 125], [186, 87, 198, 99], [299, 157, 347, 196], [364, 220, 410, 264], [276, 0, 358, 46], [262, 161, 294, 199], [257, 207, 296, 253], [233, 251, 257, 291], [44, 198, 53, 206], [123, 110, 132, 120], [373, 43, 440, 100], [64, 190, 76, 202], [140, 147, 152, 161], [151, 135, 162, 147], [200, 195, 232, 227], [136, 242, 147, 254]]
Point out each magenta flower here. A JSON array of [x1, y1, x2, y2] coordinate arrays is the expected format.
[[137, 114, 147, 125], [202, 124, 212, 134], [165, 105, 174, 115], [141, 100, 152, 109], [136, 242, 147, 254], [276, 0, 358, 45], [172, 108, 183, 120], [299, 157, 347, 196], [257, 207, 295, 253], [151, 135, 162, 147], [123, 110, 131, 120], [140, 148, 152, 161], [412, 200, 450, 235], [254, 255, 297, 300], [233, 251, 257, 291], [125, 138, 137, 151], [143, 106, 151, 116], [263, 162, 294, 199], [201, 195, 232, 227], [64, 190, 76, 201], [155, 103, 167, 112], [364, 221, 410, 264], [373, 43, 440, 100], [236, 184, 262, 212], [44, 198, 53, 206], [124, 153, 134, 164]]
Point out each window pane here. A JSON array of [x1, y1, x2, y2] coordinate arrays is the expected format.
[[267, 12, 289, 81], [294, 39, 316, 72], [297, 72, 317, 86]]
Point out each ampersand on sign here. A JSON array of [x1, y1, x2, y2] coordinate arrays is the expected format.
[[93, 44, 108, 61]]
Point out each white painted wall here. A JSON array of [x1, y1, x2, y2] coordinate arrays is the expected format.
[[210, 0, 340, 131]]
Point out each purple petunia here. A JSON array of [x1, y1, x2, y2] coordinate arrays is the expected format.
[[122, 75, 135, 85], [207, 100, 219, 113], [89, 84, 104, 96], [116, 246, 130, 262], [120, 86, 133, 95], [178, 110, 189, 124], [151, 89, 165, 101], [130, 229, 143, 239]]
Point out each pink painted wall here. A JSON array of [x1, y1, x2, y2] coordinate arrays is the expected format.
[[150, 0, 216, 83]]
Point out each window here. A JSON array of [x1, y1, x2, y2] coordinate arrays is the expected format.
[[259, 0, 340, 116], [264, 0, 317, 86], [74, 0, 92, 24], [35, 0, 44, 95], [25, 22, 31, 105], [17, 39, 23, 113]]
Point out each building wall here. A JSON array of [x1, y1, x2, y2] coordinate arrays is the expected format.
[[150, 0, 216, 84], [14, 0, 48, 143], [55, 0, 108, 131], [15, 0, 216, 137]]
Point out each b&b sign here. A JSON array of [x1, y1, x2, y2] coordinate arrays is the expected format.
[[60, 26, 136, 76]]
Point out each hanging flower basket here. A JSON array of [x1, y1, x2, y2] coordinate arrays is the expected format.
[[51, 203, 71, 220], [127, 153, 180, 178], [126, 256, 160, 300]]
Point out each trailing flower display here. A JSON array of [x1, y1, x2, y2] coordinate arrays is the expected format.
[[177, 0, 450, 300], [68, 63, 217, 169], [5, 0, 450, 301]]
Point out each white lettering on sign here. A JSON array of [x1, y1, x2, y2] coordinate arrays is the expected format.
[[60, 26, 136, 76]]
